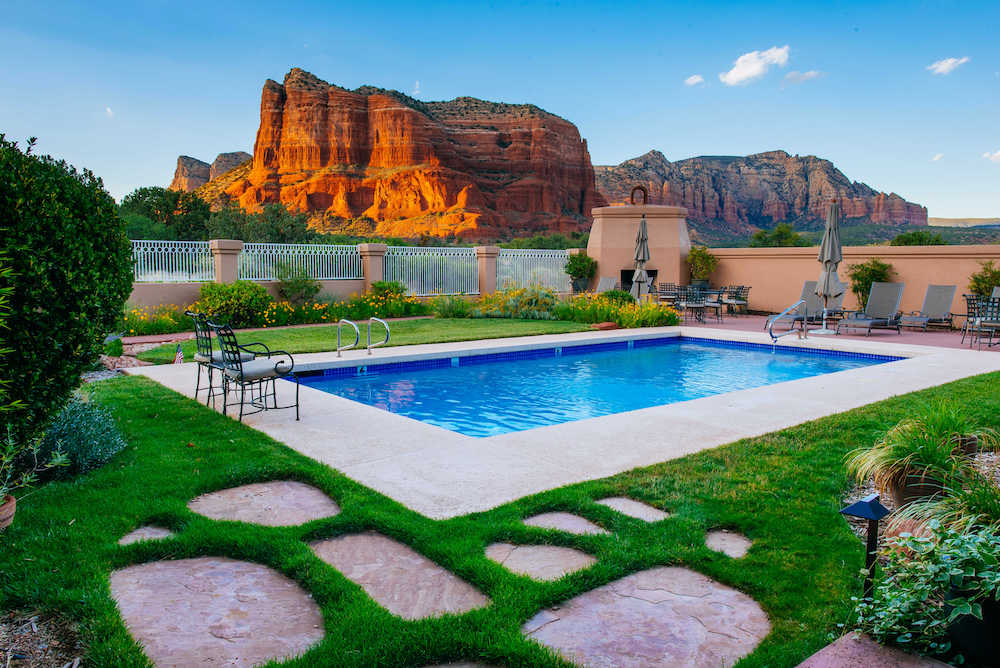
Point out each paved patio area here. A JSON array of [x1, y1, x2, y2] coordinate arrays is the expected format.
[[126, 326, 1000, 519]]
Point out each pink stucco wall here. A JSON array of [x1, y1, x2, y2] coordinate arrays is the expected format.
[[711, 245, 1000, 315], [128, 279, 365, 307]]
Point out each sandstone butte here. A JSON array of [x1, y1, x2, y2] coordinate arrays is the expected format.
[[216, 68, 605, 240], [169, 152, 251, 192], [595, 150, 928, 239]]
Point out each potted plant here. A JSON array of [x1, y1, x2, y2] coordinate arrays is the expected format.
[[1, 426, 67, 531], [686, 246, 718, 287], [565, 252, 598, 293], [845, 403, 990, 508]]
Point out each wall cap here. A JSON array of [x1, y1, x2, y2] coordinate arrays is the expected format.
[[357, 243, 389, 255], [591, 204, 687, 218], [474, 245, 501, 258], [209, 239, 244, 253]]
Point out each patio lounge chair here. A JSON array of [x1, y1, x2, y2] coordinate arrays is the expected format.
[[209, 321, 300, 422], [836, 282, 904, 336], [186, 310, 254, 405], [765, 281, 816, 331], [595, 277, 617, 293], [900, 285, 956, 331], [805, 281, 848, 326]]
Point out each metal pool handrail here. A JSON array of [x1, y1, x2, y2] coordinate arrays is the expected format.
[[367, 318, 390, 355], [768, 299, 807, 346], [337, 319, 360, 358]]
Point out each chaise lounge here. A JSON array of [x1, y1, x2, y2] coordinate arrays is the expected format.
[[836, 282, 905, 336], [900, 284, 956, 331]]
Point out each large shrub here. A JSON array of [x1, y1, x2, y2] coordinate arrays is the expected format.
[[891, 229, 946, 246], [194, 281, 274, 328], [0, 136, 132, 442], [968, 260, 1000, 296], [687, 246, 719, 281], [472, 286, 558, 320], [847, 258, 894, 310], [274, 261, 321, 306], [36, 397, 127, 478]]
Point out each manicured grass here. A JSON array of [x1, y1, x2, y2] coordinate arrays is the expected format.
[[3, 373, 998, 666], [137, 318, 592, 364]]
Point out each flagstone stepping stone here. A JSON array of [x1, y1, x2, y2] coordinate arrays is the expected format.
[[523, 512, 610, 535], [523, 566, 770, 667], [797, 631, 950, 667], [118, 525, 175, 546], [485, 543, 596, 581], [188, 480, 339, 526], [595, 497, 670, 522], [706, 530, 752, 558], [310, 532, 489, 619], [110, 556, 323, 667]]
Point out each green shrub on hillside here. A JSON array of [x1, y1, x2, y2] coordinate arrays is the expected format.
[[195, 281, 274, 328], [890, 229, 946, 246], [749, 223, 810, 247]]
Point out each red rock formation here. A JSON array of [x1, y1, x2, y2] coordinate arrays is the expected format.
[[596, 150, 927, 240], [224, 68, 605, 239], [169, 156, 211, 192], [210, 152, 251, 180]]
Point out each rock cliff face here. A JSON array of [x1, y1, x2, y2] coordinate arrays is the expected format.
[[595, 150, 927, 239], [168, 156, 211, 192], [222, 68, 605, 239], [210, 151, 252, 180]]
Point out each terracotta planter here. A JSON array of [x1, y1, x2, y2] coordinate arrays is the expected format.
[[0, 494, 15, 530], [883, 473, 943, 508]]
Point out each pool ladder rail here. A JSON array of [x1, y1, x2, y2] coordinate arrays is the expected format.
[[767, 299, 808, 347], [336, 318, 390, 357]]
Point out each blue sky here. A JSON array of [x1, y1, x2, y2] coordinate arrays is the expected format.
[[1, 1, 996, 217]]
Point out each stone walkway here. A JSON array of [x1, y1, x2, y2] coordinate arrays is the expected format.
[[310, 532, 489, 619], [595, 497, 670, 521], [523, 567, 771, 667], [110, 557, 324, 667], [118, 525, 174, 545], [485, 543, 596, 581], [522, 511, 610, 535], [188, 481, 340, 526], [706, 530, 752, 558]]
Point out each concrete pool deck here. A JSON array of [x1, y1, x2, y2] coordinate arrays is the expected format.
[[125, 327, 1000, 519]]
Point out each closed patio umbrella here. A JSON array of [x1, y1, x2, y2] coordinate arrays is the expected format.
[[813, 198, 844, 334], [630, 214, 651, 299]]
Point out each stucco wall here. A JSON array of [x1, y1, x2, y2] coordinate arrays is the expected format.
[[711, 245, 1000, 315]]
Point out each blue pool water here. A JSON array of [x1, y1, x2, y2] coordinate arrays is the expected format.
[[299, 337, 899, 437]]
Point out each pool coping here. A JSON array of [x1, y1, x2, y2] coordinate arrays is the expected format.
[[125, 326, 1000, 519]]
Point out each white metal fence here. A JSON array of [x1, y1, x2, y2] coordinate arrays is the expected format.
[[132, 240, 214, 283], [383, 247, 479, 295], [239, 243, 363, 281], [497, 249, 571, 292]]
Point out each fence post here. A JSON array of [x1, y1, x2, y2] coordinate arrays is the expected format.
[[475, 246, 500, 295], [209, 239, 244, 284], [358, 243, 388, 290]]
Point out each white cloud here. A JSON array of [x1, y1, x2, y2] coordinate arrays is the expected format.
[[684, 74, 704, 86], [784, 70, 822, 84], [983, 150, 1000, 163], [719, 45, 789, 86], [927, 56, 970, 75], [412, 80, 421, 96], [931, 153, 944, 162], [105, 106, 114, 118]]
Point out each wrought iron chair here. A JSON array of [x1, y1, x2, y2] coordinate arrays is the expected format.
[[186, 311, 253, 405], [703, 287, 724, 323], [961, 294, 984, 345], [209, 321, 300, 422], [722, 286, 750, 315], [970, 297, 1000, 350], [678, 285, 707, 323]]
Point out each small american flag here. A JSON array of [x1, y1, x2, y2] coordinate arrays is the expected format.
[[173, 344, 184, 364]]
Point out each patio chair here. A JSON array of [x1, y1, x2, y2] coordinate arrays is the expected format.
[[900, 285, 956, 331], [961, 294, 985, 345], [836, 282, 904, 336], [186, 310, 254, 405], [805, 280, 848, 326], [703, 287, 724, 323], [969, 297, 1000, 349], [992, 286, 1000, 299], [656, 282, 679, 306], [209, 321, 300, 422], [722, 286, 750, 315], [595, 277, 617, 293], [677, 285, 707, 322], [764, 281, 816, 331]]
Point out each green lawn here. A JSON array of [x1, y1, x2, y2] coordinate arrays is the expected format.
[[4, 373, 997, 666], [138, 318, 592, 364]]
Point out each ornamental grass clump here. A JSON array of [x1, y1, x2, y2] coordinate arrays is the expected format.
[[472, 285, 558, 320]]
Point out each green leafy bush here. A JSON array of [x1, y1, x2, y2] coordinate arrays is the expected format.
[[600, 289, 635, 305], [274, 261, 321, 306], [855, 522, 1000, 659], [120, 186, 211, 240], [564, 253, 598, 281], [553, 293, 681, 327], [104, 338, 124, 357], [891, 229, 946, 246], [847, 258, 894, 310], [369, 281, 408, 298], [472, 286, 558, 320], [0, 136, 132, 443], [36, 398, 127, 478], [968, 260, 1000, 296], [194, 281, 274, 328], [430, 295, 471, 318], [687, 246, 719, 281]]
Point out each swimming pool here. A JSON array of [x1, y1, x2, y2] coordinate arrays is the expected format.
[[298, 337, 900, 437]]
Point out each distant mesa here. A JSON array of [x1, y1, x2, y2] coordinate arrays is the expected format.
[[928, 217, 1000, 228], [169, 151, 251, 192], [595, 150, 927, 240], [167, 67, 928, 242]]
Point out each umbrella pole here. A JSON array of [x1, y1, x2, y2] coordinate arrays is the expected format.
[[813, 295, 836, 335]]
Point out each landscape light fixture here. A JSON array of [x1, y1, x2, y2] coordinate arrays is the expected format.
[[839, 493, 890, 599]]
